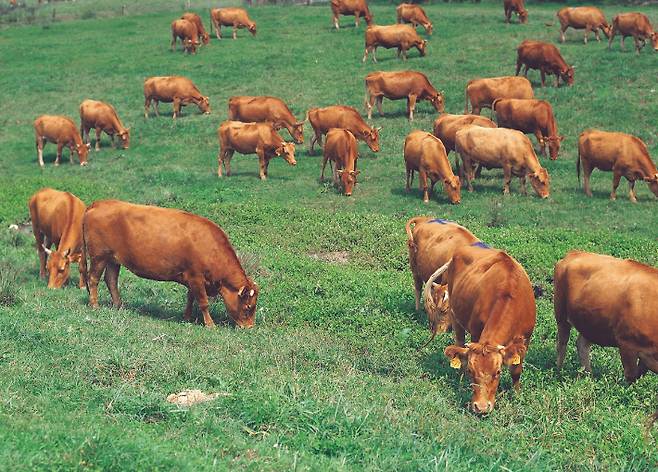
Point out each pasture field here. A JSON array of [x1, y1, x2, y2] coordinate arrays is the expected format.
[[1, 0, 658, 469]]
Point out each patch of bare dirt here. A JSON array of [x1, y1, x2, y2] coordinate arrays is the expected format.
[[308, 251, 350, 264]]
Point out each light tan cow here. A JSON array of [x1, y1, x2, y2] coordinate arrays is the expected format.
[[464, 76, 534, 115], [210, 8, 256, 39], [556, 7, 611, 43], [34, 115, 90, 167], [79, 99, 130, 151]]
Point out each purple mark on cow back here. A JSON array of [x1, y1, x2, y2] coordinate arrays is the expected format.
[[471, 241, 491, 249], [429, 218, 450, 224]]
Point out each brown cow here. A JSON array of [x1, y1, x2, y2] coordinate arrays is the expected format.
[[504, 0, 528, 24], [433, 114, 496, 155], [228, 96, 304, 144], [82, 200, 259, 328], [320, 128, 359, 196], [435, 244, 536, 414], [557, 7, 611, 44], [210, 8, 256, 39], [492, 98, 563, 160], [406, 217, 480, 340], [608, 12, 658, 54], [182, 12, 210, 45], [171, 19, 200, 54], [144, 76, 210, 119], [396, 3, 432, 35], [363, 24, 428, 62], [34, 115, 90, 167], [516, 40, 574, 87], [79, 99, 130, 151], [555, 251, 658, 382], [455, 126, 550, 198], [29, 188, 86, 289], [577, 130, 658, 202], [403, 131, 461, 204], [464, 76, 534, 115], [307, 105, 380, 154], [217, 121, 296, 180], [365, 70, 444, 121], [331, 0, 373, 29]]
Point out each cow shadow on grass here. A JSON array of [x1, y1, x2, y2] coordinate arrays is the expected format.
[[123, 299, 232, 328]]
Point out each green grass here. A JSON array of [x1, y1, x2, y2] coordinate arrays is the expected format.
[[1, 1, 658, 470]]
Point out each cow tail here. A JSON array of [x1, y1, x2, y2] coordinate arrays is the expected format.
[[405, 217, 424, 249], [491, 98, 500, 122], [81, 213, 90, 296], [464, 84, 469, 114], [576, 145, 581, 186]]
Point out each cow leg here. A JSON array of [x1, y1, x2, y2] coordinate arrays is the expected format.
[[413, 274, 423, 312], [232, 25, 237, 40], [320, 155, 330, 182], [216, 23, 222, 40], [405, 167, 412, 192], [583, 26, 590, 44], [144, 97, 151, 118], [509, 362, 523, 392], [540, 69, 546, 87], [189, 277, 214, 328], [94, 128, 102, 151], [257, 148, 268, 180], [77, 259, 87, 289], [534, 130, 546, 156], [36, 233, 48, 279], [523, 65, 529, 77], [464, 159, 475, 192], [502, 165, 512, 195], [153, 100, 160, 117], [560, 27, 566, 43], [183, 289, 195, 323], [54, 142, 64, 166], [376, 96, 383, 116], [619, 346, 642, 383], [519, 175, 527, 196], [69, 144, 77, 164], [576, 334, 592, 373], [333, 14, 339, 30], [628, 179, 637, 203], [420, 170, 430, 203], [172, 98, 181, 119], [372, 47, 377, 63], [407, 95, 417, 121], [224, 149, 234, 177], [633, 37, 641, 55], [36, 136, 45, 167], [110, 134, 116, 149], [87, 257, 108, 308], [582, 161, 594, 197], [366, 93, 374, 119], [103, 262, 122, 308], [453, 322, 466, 347], [608, 29, 616, 49], [515, 59, 521, 76], [556, 321, 571, 371], [362, 47, 369, 63], [620, 35, 625, 51], [610, 172, 621, 200], [594, 28, 601, 42], [171, 33, 176, 51], [354, 13, 359, 28]]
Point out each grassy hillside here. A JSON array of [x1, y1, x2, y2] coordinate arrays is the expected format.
[[1, 1, 657, 469]]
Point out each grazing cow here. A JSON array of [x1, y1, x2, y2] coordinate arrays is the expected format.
[[516, 40, 574, 87], [608, 12, 658, 54], [210, 8, 256, 39], [492, 98, 563, 160], [307, 105, 380, 154], [577, 130, 658, 202], [79, 99, 130, 151], [433, 244, 536, 414], [363, 24, 428, 62], [433, 114, 496, 155], [143, 76, 210, 119], [557, 7, 611, 44], [82, 200, 259, 328], [228, 96, 304, 144], [406, 217, 480, 340], [34, 115, 90, 167], [554, 251, 658, 382], [365, 70, 444, 121], [182, 12, 210, 45], [217, 121, 296, 180], [396, 3, 433, 35], [455, 127, 550, 198], [171, 19, 200, 54], [403, 131, 461, 204], [320, 128, 359, 196], [29, 188, 87, 289], [331, 0, 373, 29], [464, 76, 534, 115], [504, 0, 528, 24]]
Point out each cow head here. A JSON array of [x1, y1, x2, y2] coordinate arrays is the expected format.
[[424, 282, 451, 336], [430, 92, 445, 113], [418, 40, 428, 56], [337, 168, 360, 196], [43, 246, 79, 289], [291, 122, 305, 144], [519, 9, 528, 24], [201, 32, 210, 45], [645, 173, 658, 197], [528, 167, 550, 198], [221, 282, 259, 328], [444, 336, 527, 414], [545, 135, 564, 161], [248, 22, 257, 36], [184, 38, 198, 54], [425, 22, 433, 35], [651, 32, 658, 51], [76, 142, 90, 165], [365, 11, 374, 26], [561, 66, 575, 86], [442, 175, 461, 204], [275, 142, 297, 166], [601, 24, 613, 39], [363, 127, 381, 152], [198, 96, 211, 114], [118, 128, 131, 149]]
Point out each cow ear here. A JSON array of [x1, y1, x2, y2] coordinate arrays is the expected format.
[[238, 286, 249, 299], [63, 248, 71, 258], [337, 169, 345, 176], [68, 253, 81, 263], [444, 345, 469, 369], [559, 135, 565, 141], [501, 337, 527, 366]]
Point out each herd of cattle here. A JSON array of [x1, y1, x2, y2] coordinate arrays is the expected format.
[[23, 2, 658, 414]]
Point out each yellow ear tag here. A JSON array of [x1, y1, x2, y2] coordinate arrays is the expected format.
[[450, 357, 461, 369], [510, 353, 521, 365]]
